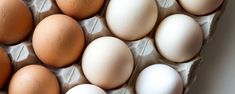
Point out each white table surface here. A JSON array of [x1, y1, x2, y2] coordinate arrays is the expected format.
[[187, 0, 235, 94]]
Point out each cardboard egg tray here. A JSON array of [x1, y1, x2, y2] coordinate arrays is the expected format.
[[0, 0, 226, 94]]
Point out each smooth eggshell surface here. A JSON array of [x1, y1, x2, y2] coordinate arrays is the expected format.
[[155, 14, 203, 62], [82, 37, 134, 89], [8, 65, 60, 94], [0, 48, 11, 89], [179, 0, 224, 15], [32, 14, 85, 68], [106, 0, 158, 41], [0, 0, 32, 44], [66, 84, 106, 94], [56, 0, 104, 19], [136, 64, 183, 94]]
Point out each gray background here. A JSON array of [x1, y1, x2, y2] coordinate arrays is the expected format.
[[187, 0, 235, 94]]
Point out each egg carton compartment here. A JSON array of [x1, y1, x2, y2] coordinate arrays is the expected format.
[[0, 0, 226, 94]]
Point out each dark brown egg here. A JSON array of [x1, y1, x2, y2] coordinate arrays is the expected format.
[[0, 47, 11, 89], [0, 0, 33, 44]]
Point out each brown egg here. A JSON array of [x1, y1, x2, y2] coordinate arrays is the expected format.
[[9, 65, 60, 94], [0, 48, 11, 89], [0, 0, 32, 44], [56, 0, 104, 19], [32, 14, 85, 68]]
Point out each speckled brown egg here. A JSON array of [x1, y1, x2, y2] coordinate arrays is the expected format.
[[56, 0, 104, 20], [0, 47, 11, 89], [0, 0, 33, 44], [32, 14, 85, 68], [8, 65, 60, 94]]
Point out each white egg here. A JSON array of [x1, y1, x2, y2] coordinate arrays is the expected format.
[[106, 0, 158, 40], [155, 14, 203, 62], [66, 84, 106, 94], [135, 64, 183, 94], [82, 37, 134, 89], [179, 0, 224, 15]]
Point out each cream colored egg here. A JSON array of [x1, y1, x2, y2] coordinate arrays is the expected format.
[[82, 37, 134, 89], [179, 0, 224, 15], [106, 0, 158, 41], [136, 64, 183, 94], [66, 84, 106, 94], [155, 14, 203, 62]]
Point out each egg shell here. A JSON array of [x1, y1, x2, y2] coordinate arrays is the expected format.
[[56, 0, 104, 20], [155, 14, 203, 62], [8, 65, 60, 94], [66, 84, 106, 94], [0, 0, 33, 44], [106, 0, 158, 41], [0, 48, 11, 89], [179, 0, 224, 15], [135, 64, 183, 94], [82, 37, 134, 89], [32, 14, 85, 68]]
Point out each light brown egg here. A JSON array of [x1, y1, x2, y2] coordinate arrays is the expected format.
[[56, 0, 104, 20], [179, 0, 224, 15], [0, 0, 32, 44], [32, 14, 85, 68], [0, 47, 11, 89], [82, 37, 134, 89], [8, 65, 60, 94]]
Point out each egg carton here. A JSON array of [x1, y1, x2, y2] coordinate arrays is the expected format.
[[0, 0, 226, 94]]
